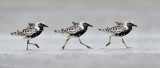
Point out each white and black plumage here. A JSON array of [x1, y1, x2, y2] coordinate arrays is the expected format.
[[54, 21, 93, 49], [10, 22, 48, 50], [99, 21, 137, 48]]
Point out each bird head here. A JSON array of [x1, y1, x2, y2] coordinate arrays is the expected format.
[[125, 21, 137, 27], [79, 21, 93, 27], [36, 22, 48, 28]]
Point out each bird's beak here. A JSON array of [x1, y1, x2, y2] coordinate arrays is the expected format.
[[88, 24, 93, 27], [44, 24, 48, 27], [132, 24, 138, 27]]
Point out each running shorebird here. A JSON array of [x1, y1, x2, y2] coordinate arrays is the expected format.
[[54, 21, 93, 50], [10, 22, 48, 50], [99, 21, 137, 48]]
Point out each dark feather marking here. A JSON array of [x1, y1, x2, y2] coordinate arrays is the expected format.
[[70, 27, 88, 37], [28, 26, 44, 38], [115, 27, 132, 37]]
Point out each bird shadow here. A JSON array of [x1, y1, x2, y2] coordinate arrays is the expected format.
[[60, 49, 94, 51], [23, 49, 41, 52], [101, 47, 132, 50]]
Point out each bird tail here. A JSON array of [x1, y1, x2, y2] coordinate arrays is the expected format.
[[54, 28, 66, 34], [10, 30, 24, 36], [98, 27, 110, 32]]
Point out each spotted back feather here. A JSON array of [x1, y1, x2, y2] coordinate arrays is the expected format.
[[11, 27, 38, 38], [115, 21, 124, 25], [99, 25, 127, 36], [54, 28, 67, 34], [22, 27, 38, 37], [72, 22, 79, 25], [10, 30, 25, 37], [54, 25, 82, 35], [28, 23, 35, 27]]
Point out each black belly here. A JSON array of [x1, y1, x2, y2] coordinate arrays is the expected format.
[[115, 29, 132, 37], [70, 29, 87, 37], [27, 31, 42, 38], [29, 27, 44, 38]]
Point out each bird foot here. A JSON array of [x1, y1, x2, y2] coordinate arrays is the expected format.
[[86, 46, 92, 49], [106, 43, 110, 46], [62, 46, 65, 50], [35, 44, 39, 48]]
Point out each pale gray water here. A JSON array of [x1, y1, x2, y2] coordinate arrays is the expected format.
[[0, 0, 160, 68]]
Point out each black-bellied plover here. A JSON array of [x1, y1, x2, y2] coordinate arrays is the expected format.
[[54, 21, 93, 49], [10, 22, 48, 50], [99, 21, 137, 48]]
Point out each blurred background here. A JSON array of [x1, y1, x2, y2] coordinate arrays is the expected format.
[[0, 0, 160, 35], [0, 0, 160, 68]]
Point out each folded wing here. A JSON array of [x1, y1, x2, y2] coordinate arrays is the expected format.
[[23, 27, 38, 36], [66, 25, 81, 34]]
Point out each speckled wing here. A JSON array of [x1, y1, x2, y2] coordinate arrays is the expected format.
[[28, 23, 35, 27], [65, 25, 81, 34], [115, 22, 124, 25], [23, 27, 38, 36], [109, 25, 126, 34], [72, 22, 79, 25]]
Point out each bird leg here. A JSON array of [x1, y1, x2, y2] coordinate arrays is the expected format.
[[62, 38, 70, 50], [106, 36, 111, 46], [27, 39, 29, 50], [28, 43, 39, 48], [78, 37, 92, 49], [27, 39, 39, 50], [122, 38, 128, 48]]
